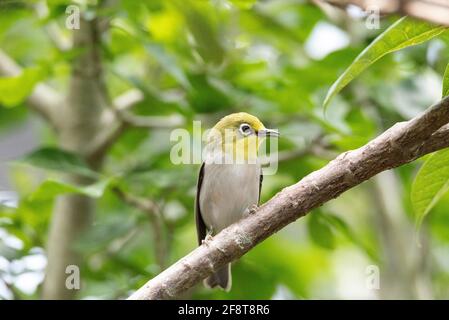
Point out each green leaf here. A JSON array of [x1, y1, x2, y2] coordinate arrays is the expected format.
[[74, 215, 137, 253], [17, 147, 98, 178], [0, 67, 44, 107], [144, 43, 191, 89], [308, 212, 335, 250], [323, 17, 447, 109], [443, 63, 449, 97], [176, 1, 225, 65], [29, 178, 112, 201], [322, 213, 377, 261], [411, 148, 449, 228]]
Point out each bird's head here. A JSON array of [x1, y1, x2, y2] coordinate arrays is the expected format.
[[205, 112, 279, 163]]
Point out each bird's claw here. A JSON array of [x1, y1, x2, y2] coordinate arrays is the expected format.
[[244, 204, 259, 217], [202, 234, 213, 246]]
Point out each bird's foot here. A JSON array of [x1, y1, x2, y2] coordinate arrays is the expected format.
[[202, 234, 213, 246], [244, 204, 259, 217]]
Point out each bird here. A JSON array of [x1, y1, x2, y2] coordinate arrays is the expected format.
[[195, 112, 279, 291]]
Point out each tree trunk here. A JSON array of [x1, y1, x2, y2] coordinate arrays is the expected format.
[[41, 16, 108, 299]]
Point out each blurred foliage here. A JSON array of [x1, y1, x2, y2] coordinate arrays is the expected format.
[[0, 0, 449, 300], [0, 67, 45, 107], [412, 148, 449, 229], [323, 17, 447, 108]]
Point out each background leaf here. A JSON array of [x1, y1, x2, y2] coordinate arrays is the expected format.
[[176, 1, 225, 65], [411, 148, 449, 227], [17, 147, 98, 178], [0, 67, 44, 107], [29, 178, 112, 201], [144, 43, 191, 89], [308, 212, 335, 250], [323, 17, 447, 108], [321, 213, 377, 260]]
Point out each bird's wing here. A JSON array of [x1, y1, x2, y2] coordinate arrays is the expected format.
[[258, 169, 263, 205], [195, 162, 207, 246]]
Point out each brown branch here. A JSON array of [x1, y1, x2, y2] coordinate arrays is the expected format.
[[321, 0, 449, 26], [128, 95, 449, 300]]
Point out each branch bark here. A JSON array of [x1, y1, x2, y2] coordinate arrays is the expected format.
[[128, 95, 449, 300]]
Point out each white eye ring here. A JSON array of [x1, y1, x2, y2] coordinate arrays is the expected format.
[[239, 123, 252, 136]]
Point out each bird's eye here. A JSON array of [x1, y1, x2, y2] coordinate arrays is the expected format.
[[239, 123, 251, 135]]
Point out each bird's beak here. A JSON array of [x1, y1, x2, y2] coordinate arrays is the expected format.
[[258, 128, 280, 138]]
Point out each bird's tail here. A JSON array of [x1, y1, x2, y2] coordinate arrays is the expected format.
[[204, 263, 232, 291]]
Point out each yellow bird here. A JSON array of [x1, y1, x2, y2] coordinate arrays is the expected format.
[[195, 112, 279, 291]]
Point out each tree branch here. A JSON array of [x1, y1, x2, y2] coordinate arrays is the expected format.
[[113, 87, 187, 126], [86, 87, 184, 160], [0, 50, 61, 125], [128, 95, 449, 300], [85, 107, 185, 162], [34, 1, 72, 51], [85, 116, 126, 164], [118, 112, 185, 129], [114, 89, 145, 111], [320, 0, 449, 26], [261, 135, 336, 166], [112, 187, 169, 269], [112, 187, 161, 219]]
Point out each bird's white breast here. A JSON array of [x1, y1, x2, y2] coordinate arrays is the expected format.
[[199, 163, 260, 233]]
